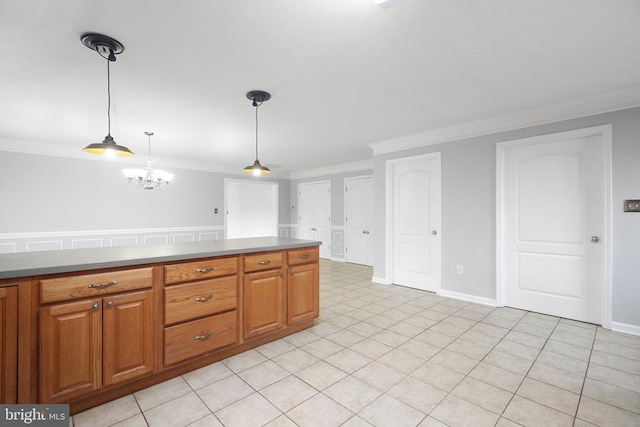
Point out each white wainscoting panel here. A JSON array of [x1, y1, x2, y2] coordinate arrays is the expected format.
[[0, 226, 225, 253], [174, 233, 195, 243], [71, 239, 104, 249], [144, 235, 169, 245], [27, 240, 63, 252], [0, 243, 16, 254], [331, 227, 345, 262], [111, 237, 138, 247]]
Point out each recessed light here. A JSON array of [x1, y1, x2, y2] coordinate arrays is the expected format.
[[372, 0, 403, 8]]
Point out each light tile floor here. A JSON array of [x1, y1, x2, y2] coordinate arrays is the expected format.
[[72, 260, 640, 427]]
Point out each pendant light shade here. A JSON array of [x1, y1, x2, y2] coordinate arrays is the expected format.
[[81, 33, 134, 157], [243, 90, 271, 176], [83, 134, 134, 157]]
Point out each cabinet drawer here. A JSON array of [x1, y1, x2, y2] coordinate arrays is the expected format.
[[164, 257, 238, 284], [164, 311, 237, 365], [164, 276, 237, 325], [243, 252, 283, 273], [287, 247, 319, 266], [40, 267, 153, 304]]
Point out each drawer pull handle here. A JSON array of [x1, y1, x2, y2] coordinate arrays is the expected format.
[[194, 332, 213, 341], [196, 267, 215, 273], [194, 295, 214, 303], [257, 260, 272, 265], [88, 280, 118, 289], [299, 254, 310, 260]]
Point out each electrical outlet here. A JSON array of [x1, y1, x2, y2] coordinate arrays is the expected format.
[[624, 200, 640, 212], [456, 265, 464, 275]]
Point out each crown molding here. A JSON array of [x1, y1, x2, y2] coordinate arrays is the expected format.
[[369, 85, 640, 156], [289, 159, 374, 180]]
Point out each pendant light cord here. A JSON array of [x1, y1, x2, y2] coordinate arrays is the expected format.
[[255, 103, 259, 161], [106, 57, 111, 136]]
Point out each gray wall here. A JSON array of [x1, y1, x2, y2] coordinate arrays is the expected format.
[[0, 152, 290, 233], [373, 106, 640, 327]]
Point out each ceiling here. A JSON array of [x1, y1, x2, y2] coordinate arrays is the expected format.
[[1, 0, 640, 177]]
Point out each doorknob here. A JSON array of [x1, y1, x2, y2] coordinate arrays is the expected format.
[[590, 236, 600, 243], [432, 230, 438, 236]]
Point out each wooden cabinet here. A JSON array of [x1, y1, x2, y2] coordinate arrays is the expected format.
[[40, 298, 102, 403], [39, 269, 155, 403], [163, 257, 239, 366], [0, 287, 18, 403], [3, 242, 318, 411], [244, 267, 284, 339], [164, 276, 236, 326], [103, 291, 154, 386], [164, 311, 237, 365], [287, 248, 319, 325], [288, 262, 319, 325]]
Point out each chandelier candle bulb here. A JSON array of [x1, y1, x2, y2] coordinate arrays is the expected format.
[[123, 132, 174, 189]]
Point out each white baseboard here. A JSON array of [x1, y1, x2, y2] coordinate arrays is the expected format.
[[438, 289, 497, 307], [610, 321, 640, 337], [371, 276, 391, 285]]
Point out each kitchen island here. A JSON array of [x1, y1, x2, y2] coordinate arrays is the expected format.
[[0, 237, 321, 413]]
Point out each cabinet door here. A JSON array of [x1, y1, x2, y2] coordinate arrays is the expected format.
[[288, 263, 319, 325], [103, 290, 154, 386], [0, 287, 17, 403], [40, 299, 102, 403], [243, 270, 284, 339]]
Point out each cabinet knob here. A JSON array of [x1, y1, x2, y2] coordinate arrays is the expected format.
[[196, 267, 215, 273], [194, 295, 214, 303], [88, 280, 118, 289], [279, 271, 284, 277], [91, 303, 99, 310], [194, 332, 213, 341], [106, 301, 114, 308]]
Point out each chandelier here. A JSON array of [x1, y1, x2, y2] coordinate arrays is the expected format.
[[122, 132, 174, 189]]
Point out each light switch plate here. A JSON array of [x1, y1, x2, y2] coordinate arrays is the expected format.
[[624, 200, 640, 212]]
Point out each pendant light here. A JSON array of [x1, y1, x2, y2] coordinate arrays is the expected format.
[[80, 33, 133, 157], [243, 90, 271, 176], [123, 132, 174, 189]]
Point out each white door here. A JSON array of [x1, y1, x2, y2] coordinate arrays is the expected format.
[[387, 153, 441, 291], [345, 176, 373, 266], [498, 126, 610, 324], [299, 181, 331, 259], [225, 179, 279, 239]]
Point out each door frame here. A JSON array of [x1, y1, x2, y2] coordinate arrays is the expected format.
[[496, 124, 612, 328], [224, 178, 279, 239], [344, 174, 373, 265], [385, 152, 441, 289]]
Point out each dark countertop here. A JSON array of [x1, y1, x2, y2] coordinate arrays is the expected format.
[[0, 237, 321, 280]]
